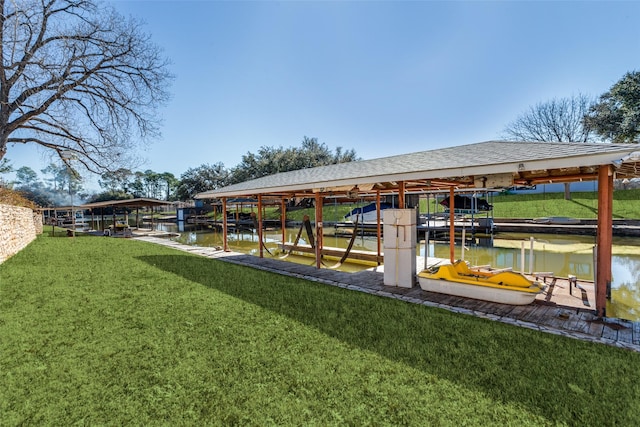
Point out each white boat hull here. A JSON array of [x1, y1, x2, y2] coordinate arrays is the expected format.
[[344, 203, 393, 223], [344, 210, 384, 223], [417, 276, 540, 305]]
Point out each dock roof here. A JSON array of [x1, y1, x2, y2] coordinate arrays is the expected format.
[[80, 198, 174, 210], [195, 140, 640, 199]]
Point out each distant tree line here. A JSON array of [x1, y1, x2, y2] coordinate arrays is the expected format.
[[3, 163, 84, 207], [0, 137, 359, 206]]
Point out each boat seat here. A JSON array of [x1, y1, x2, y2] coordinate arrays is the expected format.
[[485, 271, 534, 288], [453, 260, 473, 275], [453, 260, 487, 278]]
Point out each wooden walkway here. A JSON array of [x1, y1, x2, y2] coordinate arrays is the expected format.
[[135, 236, 640, 353]]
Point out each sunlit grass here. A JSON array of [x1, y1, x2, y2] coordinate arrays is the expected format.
[[1, 231, 640, 424]]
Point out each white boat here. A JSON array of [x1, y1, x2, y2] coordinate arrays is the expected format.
[[344, 203, 392, 223], [417, 261, 545, 305]]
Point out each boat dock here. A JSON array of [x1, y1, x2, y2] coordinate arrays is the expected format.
[[135, 235, 640, 352]]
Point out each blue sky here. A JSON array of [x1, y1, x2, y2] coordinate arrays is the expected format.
[[4, 0, 640, 190]]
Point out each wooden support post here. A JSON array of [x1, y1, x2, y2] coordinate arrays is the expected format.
[[281, 198, 286, 249], [449, 186, 455, 263], [257, 195, 263, 258], [376, 190, 382, 263], [315, 193, 323, 269], [398, 181, 405, 208], [222, 197, 229, 252], [596, 165, 613, 317]]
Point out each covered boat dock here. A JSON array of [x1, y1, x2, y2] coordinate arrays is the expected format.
[[75, 198, 174, 235], [195, 140, 640, 318]]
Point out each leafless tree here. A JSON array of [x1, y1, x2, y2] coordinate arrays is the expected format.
[[503, 94, 596, 143], [0, 0, 172, 173], [502, 94, 597, 199]]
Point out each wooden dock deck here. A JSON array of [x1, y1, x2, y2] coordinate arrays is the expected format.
[[135, 235, 640, 352]]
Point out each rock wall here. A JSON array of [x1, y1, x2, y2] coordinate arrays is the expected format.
[[0, 204, 42, 264]]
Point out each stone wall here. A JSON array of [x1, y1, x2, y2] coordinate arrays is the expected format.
[[0, 204, 42, 264]]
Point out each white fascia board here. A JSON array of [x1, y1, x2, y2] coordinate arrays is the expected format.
[[516, 151, 637, 171]]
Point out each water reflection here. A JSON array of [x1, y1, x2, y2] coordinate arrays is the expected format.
[[161, 223, 640, 321]]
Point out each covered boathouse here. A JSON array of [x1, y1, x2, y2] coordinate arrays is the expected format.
[[195, 140, 640, 318]]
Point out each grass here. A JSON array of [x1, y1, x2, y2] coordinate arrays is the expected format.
[[489, 189, 640, 219], [2, 230, 640, 425]]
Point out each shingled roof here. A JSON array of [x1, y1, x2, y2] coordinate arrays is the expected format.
[[81, 198, 174, 209], [196, 140, 640, 199]]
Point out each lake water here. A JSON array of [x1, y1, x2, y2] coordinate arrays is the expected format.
[[160, 223, 640, 321]]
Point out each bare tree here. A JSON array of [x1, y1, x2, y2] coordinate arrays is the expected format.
[[502, 94, 596, 199], [503, 94, 596, 143], [0, 0, 172, 174]]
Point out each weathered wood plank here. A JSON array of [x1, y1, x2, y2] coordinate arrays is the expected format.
[[601, 324, 619, 341], [616, 320, 634, 345], [521, 305, 553, 324], [279, 243, 383, 263], [544, 308, 573, 330]]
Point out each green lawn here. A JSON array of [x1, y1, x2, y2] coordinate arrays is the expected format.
[[1, 231, 640, 425], [490, 189, 640, 219]]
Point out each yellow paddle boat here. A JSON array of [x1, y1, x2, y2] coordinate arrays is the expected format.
[[417, 260, 545, 305]]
